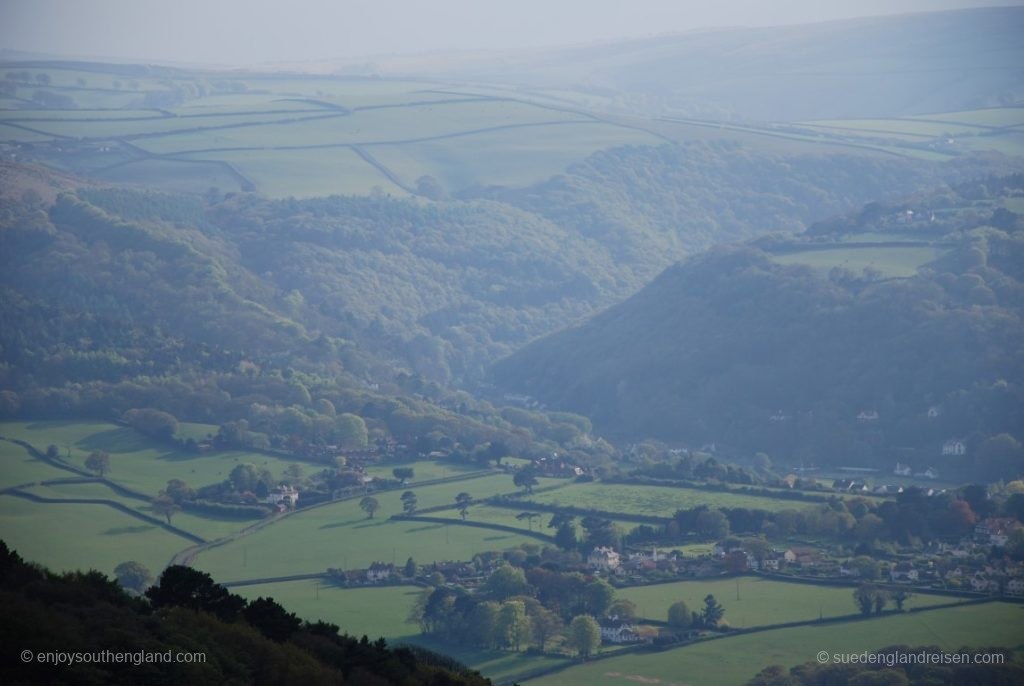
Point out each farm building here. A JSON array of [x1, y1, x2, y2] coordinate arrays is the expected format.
[[600, 619, 641, 644], [588, 546, 621, 571], [942, 439, 967, 456], [264, 484, 299, 508], [366, 562, 395, 583]]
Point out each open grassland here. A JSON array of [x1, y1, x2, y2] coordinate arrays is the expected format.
[[18, 480, 247, 541], [363, 459, 484, 483], [0, 495, 186, 577], [0, 439, 69, 488], [368, 121, 663, 190], [956, 132, 1024, 157], [232, 580, 571, 683], [522, 482, 818, 518], [5, 110, 334, 139], [801, 119, 988, 138], [427, 503, 636, 536], [7, 63, 986, 199], [194, 475, 546, 580], [771, 245, 949, 278], [907, 107, 1024, 128], [132, 100, 586, 154], [617, 577, 954, 627], [94, 157, 245, 194], [0, 421, 312, 497], [178, 147, 409, 197], [234, 581, 422, 640], [526, 602, 1024, 686]]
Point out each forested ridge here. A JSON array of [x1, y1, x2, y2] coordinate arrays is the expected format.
[[493, 176, 1024, 477], [0, 541, 490, 685], [0, 141, 1019, 467]]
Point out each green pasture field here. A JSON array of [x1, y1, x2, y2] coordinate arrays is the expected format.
[[232, 579, 571, 683], [955, 132, 1024, 157], [13, 110, 338, 139], [174, 422, 219, 441], [368, 121, 662, 192], [617, 576, 954, 627], [363, 459, 484, 483], [908, 107, 1024, 128], [194, 476, 548, 580], [0, 421, 312, 497], [771, 245, 949, 277], [177, 147, 408, 197], [525, 602, 1024, 686], [522, 482, 818, 518], [801, 119, 987, 138], [0, 439, 69, 488], [235, 581, 422, 640], [0, 122, 57, 142], [0, 108, 164, 121], [133, 100, 585, 154], [19, 480, 248, 542], [222, 77, 454, 99], [0, 495, 186, 577], [426, 503, 636, 536], [94, 157, 246, 194]]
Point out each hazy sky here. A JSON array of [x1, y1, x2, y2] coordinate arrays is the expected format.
[[2, 0, 1021, 65]]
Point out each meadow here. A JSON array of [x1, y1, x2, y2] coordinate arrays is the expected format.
[[194, 474, 551, 580], [770, 245, 949, 278], [617, 576, 954, 627], [232, 579, 571, 683], [0, 495, 187, 577], [522, 482, 819, 518], [0, 420, 314, 497], [525, 602, 1024, 686], [10, 63, 1011, 201]]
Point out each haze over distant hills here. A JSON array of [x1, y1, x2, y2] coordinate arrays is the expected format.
[[334, 7, 1024, 121]]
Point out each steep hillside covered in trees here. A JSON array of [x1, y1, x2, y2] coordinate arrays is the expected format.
[[493, 177, 1024, 477]]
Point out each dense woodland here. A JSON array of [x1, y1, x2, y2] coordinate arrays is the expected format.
[[0, 541, 490, 685], [494, 177, 1024, 477], [1, 142, 999, 465]]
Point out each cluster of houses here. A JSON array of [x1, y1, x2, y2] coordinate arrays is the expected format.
[[531, 455, 586, 478]]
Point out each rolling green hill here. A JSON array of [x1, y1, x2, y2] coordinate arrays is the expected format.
[[493, 176, 1024, 476]]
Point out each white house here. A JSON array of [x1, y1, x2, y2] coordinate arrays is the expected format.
[[1007, 578, 1024, 596], [915, 467, 939, 480], [366, 562, 394, 583], [265, 484, 299, 508], [588, 546, 621, 571], [857, 410, 880, 422], [894, 462, 912, 476], [600, 620, 640, 644], [942, 440, 966, 456], [890, 562, 919, 582]]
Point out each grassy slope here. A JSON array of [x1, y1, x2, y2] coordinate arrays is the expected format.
[[0, 495, 186, 576], [771, 246, 950, 278], [526, 602, 1024, 686], [233, 579, 571, 682], [194, 474, 551, 580], [523, 482, 817, 517], [0, 421, 308, 497], [617, 576, 954, 627]]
